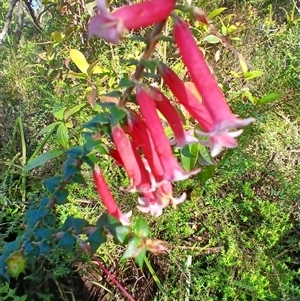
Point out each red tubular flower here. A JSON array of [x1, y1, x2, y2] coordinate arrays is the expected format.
[[136, 86, 200, 182], [149, 87, 198, 148], [158, 63, 213, 131], [111, 125, 152, 192], [88, 0, 175, 44], [158, 62, 252, 157], [93, 165, 131, 225], [173, 17, 254, 132], [124, 111, 165, 184]]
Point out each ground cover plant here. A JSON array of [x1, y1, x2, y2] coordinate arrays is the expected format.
[[0, 0, 300, 300]]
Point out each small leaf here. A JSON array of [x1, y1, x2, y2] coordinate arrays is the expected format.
[[56, 124, 69, 148], [6, 252, 26, 278], [51, 31, 63, 43], [24, 150, 64, 171], [44, 175, 61, 192], [181, 144, 200, 171], [86, 89, 98, 107], [68, 71, 88, 79], [37, 122, 62, 137], [202, 35, 220, 44], [244, 70, 264, 80], [197, 165, 216, 183], [72, 173, 86, 184], [198, 144, 214, 165], [54, 189, 69, 205], [63, 103, 86, 121], [70, 49, 89, 73], [118, 78, 135, 88], [110, 106, 126, 125], [122, 237, 142, 260], [36, 227, 55, 240], [62, 217, 89, 233], [256, 92, 283, 105], [27, 207, 50, 226], [83, 113, 110, 129], [141, 60, 158, 73], [57, 230, 76, 251], [87, 228, 107, 254], [87, 60, 102, 76], [238, 54, 248, 73], [53, 107, 66, 121], [135, 248, 147, 268], [39, 240, 52, 256], [208, 7, 227, 19], [70, 83, 86, 94], [134, 217, 149, 238]]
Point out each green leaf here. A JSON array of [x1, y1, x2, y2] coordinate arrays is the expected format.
[[83, 113, 110, 129], [36, 227, 55, 240], [72, 173, 86, 185], [24, 150, 64, 171], [57, 230, 76, 252], [208, 7, 227, 19], [118, 77, 135, 88], [256, 92, 283, 105], [51, 31, 63, 43], [134, 217, 150, 238], [198, 144, 214, 165], [244, 70, 264, 80], [181, 144, 200, 171], [87, 60, 102, 76], [44, 175, 61, 192], [54, 189, 69, 205], [96, 213, 121, 228], [202, 35, 220, 44], [122, 237, 142, 260], [56, 124, 69, 149], [37, 121, 62, 137], [141, 60, 158, 73], [70, 83, 86, 94], [63, 163, 80, 179], [53, 107, 66, 121], [87, 228, 107, 254], [110, 106, 126, 125], [70, 49, 89, 73], [113, 226, 131, 244], [62, 217, 89, 233], [135, 248, 147, 268], [197, 165, 216, 183], [68, 71, 88, 79], [26, 207, 50, 227], [63, 103, 86, 121], [39, 240, 52, 256]]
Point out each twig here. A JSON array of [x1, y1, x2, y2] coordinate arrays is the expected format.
[[118, 20, 167, 107], [92, 256, 136, 301]]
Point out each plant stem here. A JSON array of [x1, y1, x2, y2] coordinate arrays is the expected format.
[[118, 20, 167, 107], [93, 256, 136, 301]]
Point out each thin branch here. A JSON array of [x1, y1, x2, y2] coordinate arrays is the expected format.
[[118, 21, 167, 107], [92, 256, 136, 301], [0, 0, 21, 45]]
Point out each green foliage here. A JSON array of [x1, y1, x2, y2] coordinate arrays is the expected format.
[[1, 0, 300, 300]]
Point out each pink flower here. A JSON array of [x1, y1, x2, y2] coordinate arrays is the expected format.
[[93, 165, 131, 225], [173, 17, 254, 150], [158, 62, 252, 157], [136, 86, 201, 181], [158, 63, 213, 131], [124, 111, 165, 184], [149, 87, 198, 148], [157, 181, 186, 208], [89, 0, 175, 44], [111, 125, 152, 192], [137, 191, 167, 217]]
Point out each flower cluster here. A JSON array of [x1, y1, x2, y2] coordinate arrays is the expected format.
[[89, 0, 254, 225]]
